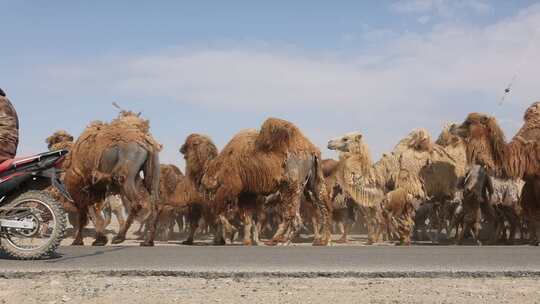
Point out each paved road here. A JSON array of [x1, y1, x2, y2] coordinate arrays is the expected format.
[[2, 246, 540, 276]]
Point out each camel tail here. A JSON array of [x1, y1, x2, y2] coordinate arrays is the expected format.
[[144, 148, 160, 204]]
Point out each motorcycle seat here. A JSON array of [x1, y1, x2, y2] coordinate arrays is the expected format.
[[0, 158, 16, 173], [0, 150, 69, 175], [0, 155, 40, 174]]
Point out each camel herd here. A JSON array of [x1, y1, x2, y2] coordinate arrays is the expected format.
[[47, 101, 540, 247]]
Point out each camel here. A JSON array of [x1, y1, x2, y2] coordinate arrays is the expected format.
[[64, 110, 161, 246], [327, 132, 391, 244], [327, 128, 467, 244], [134, 164, 185, 242], [46, 130, 129, 241], [455, 165, 494, 245], [382, 188, 415, 245], [452, 103, 540, 244], [490, 177, 524, 243], [144, 134, 221, 245], [321, 158, 357, 243], [201, 118, 332, 246]]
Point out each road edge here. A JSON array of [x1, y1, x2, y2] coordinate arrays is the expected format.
[[2, 270, 540, 279]]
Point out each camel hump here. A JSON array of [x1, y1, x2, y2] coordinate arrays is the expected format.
[[256, 117, 318, 154]]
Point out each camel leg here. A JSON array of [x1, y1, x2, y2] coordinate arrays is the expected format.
[[112, 203, 141, 244], [102, 203, 112, 231], [166, 214, 176, 242], [113, 207, 126, 233], [242, 209, 254, 246], [252, 216, 261, 246], [183, 205, 202, 245], [456, 221, 468, 245], [365, 206, 382, 245], [134, 221, 144, 236], [218, 214, 235, 245], [507, 213, 518, 245], [309, 170, 332, 246], [335, 220, 348, 244], [71, 207, 88, 246], [91, 205, 108, 246], [266, 183, 302, 246], [213, 221, 226, 245], [266, 221, 288, 246], [530, 220, 540, 246], [312, 215, 321, 241], [492, 220, 503, 245], [472, 222, 482, 246], [140, 206, 162, 246]]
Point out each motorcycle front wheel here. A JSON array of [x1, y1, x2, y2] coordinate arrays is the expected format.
[[0, 190, 66, 259]]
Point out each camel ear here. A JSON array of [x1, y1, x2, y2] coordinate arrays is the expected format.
[[355, 134, 363, 141]]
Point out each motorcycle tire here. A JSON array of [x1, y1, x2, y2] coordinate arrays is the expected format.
[[0, 190, 66, 260]]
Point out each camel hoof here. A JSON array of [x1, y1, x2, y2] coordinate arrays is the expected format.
[[334, 238, 348, 244], [243, 240, 253, 246], [312, 239, 329, 246], [264, 240, 278, 246], [92, 237, 108, 246], [365, 240, 374, 246], [140, 241, 154, 247], [213, 239, 226, 246], [529, 241, 539, 246], [111, 236, 125, 244], [182, 239, 194, 245], [71, 240, 84, 246]]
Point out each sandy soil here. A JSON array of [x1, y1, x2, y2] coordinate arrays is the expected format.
[[1, 274, 539, 304]]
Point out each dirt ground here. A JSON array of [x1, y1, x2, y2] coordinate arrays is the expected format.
[[1, 274, 539, 304]]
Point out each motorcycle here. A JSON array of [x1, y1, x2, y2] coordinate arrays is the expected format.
[[0, 149, 71, 259]]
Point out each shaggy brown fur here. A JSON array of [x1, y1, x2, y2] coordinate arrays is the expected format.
[[145, 134, 220, 245], [202, 118, 332, 246], [45, 130, 77, 212], [382, 188, 415, 245], [322, 159, 339, 177], [454, 104, 540, 244], [328, 129, 467, 244], [490, 177, 524, 244], [181, 134, 218, 187], [319, 158, 355, 243], [378, 128, 464, 204], [64, 110, 161, 246], [46, 130, 74, 151], [327, 132, 387, 244]]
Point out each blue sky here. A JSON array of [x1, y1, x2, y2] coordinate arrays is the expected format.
[[2, 0, 540, 168]]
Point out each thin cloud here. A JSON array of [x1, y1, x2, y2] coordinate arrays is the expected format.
[[390, 0, 492, 17]]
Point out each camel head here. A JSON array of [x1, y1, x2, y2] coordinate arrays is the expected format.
[[46, 130, 74, 151], [452, 113, 505, 146], [405, 129, 433, 152], [327, 132, 364, 153], [436, 123, 462, 147], [180, 134, 218, 186], [452, 113, 506, 173], [200, 159, 242, 205], [524, 101, 540, 123]]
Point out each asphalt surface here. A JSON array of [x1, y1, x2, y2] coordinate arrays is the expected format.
[[2, 246, 540, 277]]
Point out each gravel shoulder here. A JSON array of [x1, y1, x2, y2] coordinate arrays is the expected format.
[[1, 274, 539, 304]]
